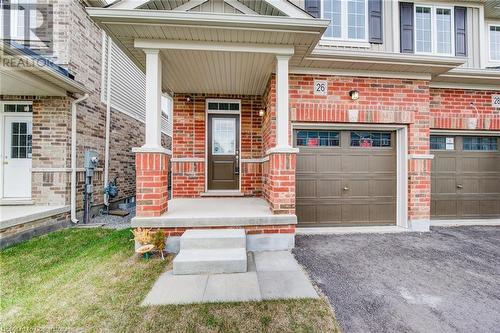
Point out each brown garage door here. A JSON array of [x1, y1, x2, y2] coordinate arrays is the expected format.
[[431, 135, 500, 220], [295, 130, 397, 227]]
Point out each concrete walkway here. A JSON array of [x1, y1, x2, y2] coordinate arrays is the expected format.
[[142, 251, 318, 305]]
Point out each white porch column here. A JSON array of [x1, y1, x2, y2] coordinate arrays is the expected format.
[[143, 48, 162, 149], [275, 55, 291, 149]]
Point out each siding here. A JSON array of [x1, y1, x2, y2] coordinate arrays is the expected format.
[[102, 36, 172, 136]]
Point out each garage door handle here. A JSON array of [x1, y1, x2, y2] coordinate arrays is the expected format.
[[343, 186, 349, 191], [457, 184, 463, 189]]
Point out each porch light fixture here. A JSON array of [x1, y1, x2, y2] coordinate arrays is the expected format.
[[259, 108, 266, 117], [349, 90, 359, 100]]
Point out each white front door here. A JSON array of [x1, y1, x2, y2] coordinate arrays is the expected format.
[[2, 116, 32, 199]]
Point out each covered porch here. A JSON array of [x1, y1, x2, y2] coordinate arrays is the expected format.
[[88, 9, 328, 230]]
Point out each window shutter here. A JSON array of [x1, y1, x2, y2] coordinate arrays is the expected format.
[[400, 2, 414, 53], [455, 7, 467, 57], [369, 0, 383, 44], [305, 0, 321, 18]]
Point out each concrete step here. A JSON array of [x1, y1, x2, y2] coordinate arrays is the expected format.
[[180, 229, 246, 250], [173, 248, 247, 275]]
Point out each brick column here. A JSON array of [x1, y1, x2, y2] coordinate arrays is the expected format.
[[135, 151, 170, 217], [265, 152, 297, 215]]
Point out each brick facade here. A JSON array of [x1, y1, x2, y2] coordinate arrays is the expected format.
[[136, 152, 170, 217], [172, 94, 262, 197], [149, 224, 296, 237]]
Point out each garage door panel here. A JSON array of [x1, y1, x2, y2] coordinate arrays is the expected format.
[[317, 154, 342, 173], [317, 180, 342, 197], [342, 204, 370, 223], [479, 157, 500, 172], [371, 179, 397, 196], [433, 200, 457, 217], [434, 157, 457, 172], [341, 155, 371, 172], [461, 178, 480, 194], [296, 205, 317, 226], [480, 199, 500, 216], [462, 157, 479, 172], [317, 204, 342, 224], [297, 154, 317, 173], [370, 203, 396, 222], [481, 178, 500, 193], [296, 179, 317, 198], [432, 178, 456, 194], [371, 155, 396, 172], [342, 179, 370, 197], [460, 200, 480, 217]]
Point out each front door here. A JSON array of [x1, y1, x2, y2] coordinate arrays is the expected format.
[[208, 114, 240, 190], [2, 116, 32, 199]]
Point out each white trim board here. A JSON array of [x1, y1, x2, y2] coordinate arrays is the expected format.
[[430, 129, 500, 136]]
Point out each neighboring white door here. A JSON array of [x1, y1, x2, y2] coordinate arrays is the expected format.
[[2, 116, 32, 199]]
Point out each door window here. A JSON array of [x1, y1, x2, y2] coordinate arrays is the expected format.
[[10, 122, 32, 158], [212, 118, 236, 155]]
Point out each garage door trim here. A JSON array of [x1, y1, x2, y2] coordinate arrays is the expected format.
[[292, 123, 408, 229]]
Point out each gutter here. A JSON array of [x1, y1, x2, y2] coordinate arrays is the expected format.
[[70, 94, 89, 224]]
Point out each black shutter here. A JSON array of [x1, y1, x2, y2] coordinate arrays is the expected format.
[[400, 2, 414, 53], [455, 7, 467, 57], [369, 0, 383, 43], [305, 0, 321, 18]]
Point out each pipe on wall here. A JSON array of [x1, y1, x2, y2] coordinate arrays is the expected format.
[[103, 35, 112, 207], [70, 93, 89, 224]]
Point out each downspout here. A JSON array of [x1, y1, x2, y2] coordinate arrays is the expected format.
[[103, 36, 112, 207], [71, 93, 89, 224]]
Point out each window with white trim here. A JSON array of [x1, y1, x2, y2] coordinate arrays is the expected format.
[[490, 25, 500, 61], [414, 5, 454, 56], [322, 0, 368, 41]]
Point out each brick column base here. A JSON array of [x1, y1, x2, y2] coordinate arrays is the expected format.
[[135, 151, 169, 217], [265, 152, 296, 215]]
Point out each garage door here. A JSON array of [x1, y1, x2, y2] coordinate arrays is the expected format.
[[431, 135, 500, 220], [295, 130, 397, 227]]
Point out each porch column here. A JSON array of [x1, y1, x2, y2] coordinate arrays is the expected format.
[[264, 55, 298, 216], [133, 48, 170, 218], [143, 48, 162, 149], [275, 55, 291, 149]]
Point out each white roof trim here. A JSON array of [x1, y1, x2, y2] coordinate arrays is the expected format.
[[135, 39, 295, 55], [262, 0, 310, 18], [224, 0, 258, 15], [174, 0, 208, 11], [109, 0, 151, 9]]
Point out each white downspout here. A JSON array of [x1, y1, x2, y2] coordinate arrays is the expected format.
[[70, 93, 89, 224], [104, 36, 112, 207]]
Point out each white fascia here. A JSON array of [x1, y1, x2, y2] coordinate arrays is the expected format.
[[263, 0, 310, 18]]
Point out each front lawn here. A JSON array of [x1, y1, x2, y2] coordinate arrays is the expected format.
[[0, 228, 339, 332]]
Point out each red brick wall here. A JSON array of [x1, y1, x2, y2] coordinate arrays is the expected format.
[[136, 152, 169, 217], [151, 224, 295, 237], [430, 88, 500, 130], [286, 74, 432, 222], [172, 94, 262, 197]]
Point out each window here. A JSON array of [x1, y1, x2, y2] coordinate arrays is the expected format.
[[322, 0, 367, 41], [430, 136, 447, 150], [350, 131, 391, 147], [0, 0, 38, 42], [296, 131, 340, 147], [208, 102, 240, 111], [490, 25, 500, 61], [212, 118, 236, 155], [11, 122, 32, 159], [3, 104, 32, 113], [463, 137, 498, 151], [414, 5, 454, 55]]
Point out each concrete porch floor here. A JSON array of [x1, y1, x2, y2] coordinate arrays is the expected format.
[[0, 205, 69, 229], [142, 251, 319, 305], [131, 197, 297, 228]]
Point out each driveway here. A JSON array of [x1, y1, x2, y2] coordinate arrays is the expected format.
[[293, 226, 500, 333]]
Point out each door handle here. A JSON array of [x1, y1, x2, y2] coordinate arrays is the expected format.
[[456, 184, 463, 189], [343, 186, 349, 191], [235, 150, 239, 175]]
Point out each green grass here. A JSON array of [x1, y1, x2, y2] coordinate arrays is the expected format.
[[0, 228, 340, 332]]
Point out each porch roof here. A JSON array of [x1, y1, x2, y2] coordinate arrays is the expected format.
[[86, 9, 329, 95]]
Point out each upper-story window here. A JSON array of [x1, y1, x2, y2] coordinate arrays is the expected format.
[[490, 25, 500, 61], [322, 0, 368, 41], [414, 5, 454, 56]]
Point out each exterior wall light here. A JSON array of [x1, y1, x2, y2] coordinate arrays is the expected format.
[[259, 108, 266, 117], [349, 90, 360, 100]]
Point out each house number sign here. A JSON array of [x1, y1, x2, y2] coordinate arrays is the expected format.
[[314, 80, 328, 96], [492, 95, 500, 108]]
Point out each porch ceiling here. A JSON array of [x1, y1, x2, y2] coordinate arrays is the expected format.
[[86, 9, 329, 95]]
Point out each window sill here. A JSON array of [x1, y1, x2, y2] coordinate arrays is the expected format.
[[319, 39, 371, 49]]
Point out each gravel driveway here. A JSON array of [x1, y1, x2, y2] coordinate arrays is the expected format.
[[293, 226, 500, 333]]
